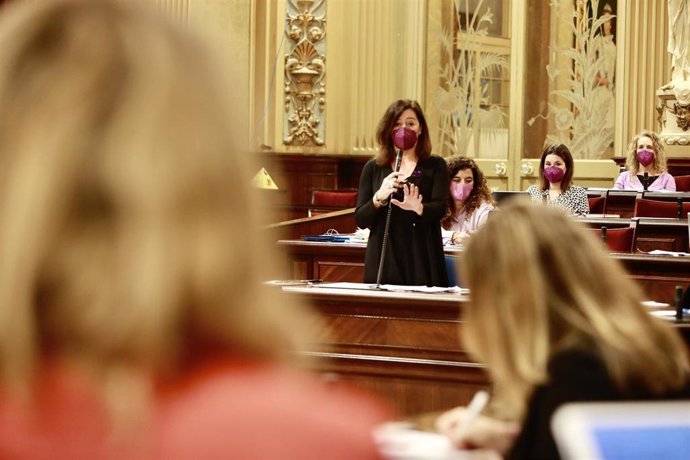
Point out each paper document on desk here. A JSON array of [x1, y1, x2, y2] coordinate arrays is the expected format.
[[310, 282, 468, 294], [647, 250, 690, 257], [373, 422, 469, 460], [380, 284, 467, 294]]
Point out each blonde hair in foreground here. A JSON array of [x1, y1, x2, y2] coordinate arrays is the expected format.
[[0, 0, 310, 397], [461, 200, 689, 420]]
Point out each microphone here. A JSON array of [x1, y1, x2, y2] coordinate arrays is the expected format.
[[642, 172, 649, 191], [675, 285, 685, 322], [599, 226, 607, 243], [677, 198, 683, 219], [375, 149, 402, 288]]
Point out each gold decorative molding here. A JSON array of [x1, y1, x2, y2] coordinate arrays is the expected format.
[[283, 0, 326, 146], [657, 87, 690, 148]]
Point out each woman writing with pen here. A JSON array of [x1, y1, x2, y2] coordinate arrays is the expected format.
[[436, 200, 690, 459]]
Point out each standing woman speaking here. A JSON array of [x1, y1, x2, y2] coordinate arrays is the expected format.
[[355, 99, 449, 286]]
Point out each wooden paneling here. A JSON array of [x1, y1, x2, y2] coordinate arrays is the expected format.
[[258, 153, 369, 220], [284, 285, 690, 417]]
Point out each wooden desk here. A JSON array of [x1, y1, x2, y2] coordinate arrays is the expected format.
[[277, 240, 690, 304], [266, 208, 356, 240], [286, 285, 484, 416], [285, 285, 690, 417]]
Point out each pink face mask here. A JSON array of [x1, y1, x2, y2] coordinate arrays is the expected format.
[[543, 166, 565, 183], [450, 182, 474, 201], [636, 149, 654, 167], [391, 126, 418, 151]]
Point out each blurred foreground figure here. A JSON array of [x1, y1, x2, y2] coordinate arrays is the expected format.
[[0, 1, 389, 458], [436, 200, 690, 459]]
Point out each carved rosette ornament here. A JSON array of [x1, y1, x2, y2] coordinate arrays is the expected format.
[[283, 0, 326, 146]]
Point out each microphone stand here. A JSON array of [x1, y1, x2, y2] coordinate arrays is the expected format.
[[642, 172, 649, 191], [375, 149, 402, 288]]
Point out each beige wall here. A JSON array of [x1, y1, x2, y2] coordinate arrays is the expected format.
[[153, 0, 679, 171], [148, 0, 252, 151], [617, 0, 671, 153]]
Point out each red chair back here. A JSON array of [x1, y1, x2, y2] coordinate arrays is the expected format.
[[308, 190, 358, 217], [674, 175, 690, 192], [633, 198, 690, 218], [590, 218, 638, 252], [311, 190, 357, 207], [588, 196, 606, 214]]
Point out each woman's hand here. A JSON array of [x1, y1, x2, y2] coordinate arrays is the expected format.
[[375, 172, 405, 205], [451, 231, 470, 245], [435, 406, 520, 454], [391, 182, 423, 215]]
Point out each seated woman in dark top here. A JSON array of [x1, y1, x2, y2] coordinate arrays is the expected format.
[[436, 200, 690, 460]]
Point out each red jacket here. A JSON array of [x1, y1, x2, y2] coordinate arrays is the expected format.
[[0, 355, 392, 459]]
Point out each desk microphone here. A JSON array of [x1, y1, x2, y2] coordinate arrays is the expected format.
[[677, 198, 683, 219], [642, 172, 649, 191], [600, 226, 607, 243], [675, 285, 685, 322]]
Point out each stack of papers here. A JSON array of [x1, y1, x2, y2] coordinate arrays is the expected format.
[[373, 422, 467, 460], [647, 250, 690, 257], [310, 282, 468, 294]]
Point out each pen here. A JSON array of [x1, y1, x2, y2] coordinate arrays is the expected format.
[[454, 390, 490, 440]]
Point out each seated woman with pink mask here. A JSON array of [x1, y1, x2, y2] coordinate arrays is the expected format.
[[526, 144, 589, 216], [441, 157, 495, 245], [613, 130, 676, 191]]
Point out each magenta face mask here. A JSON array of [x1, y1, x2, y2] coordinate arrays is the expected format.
[[450, 182, 474, 201], [543, 166, 565, 183], [392, 126, 418, 151], [636, 149, 654, 167]]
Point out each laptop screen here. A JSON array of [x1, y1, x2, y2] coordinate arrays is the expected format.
[[552, 401, 690, 460]]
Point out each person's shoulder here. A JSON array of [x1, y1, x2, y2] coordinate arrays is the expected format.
[[569, 185, 587, 194], [478, 200, 495, 212], [526, 184, 539, 193], [424, 155, 448, 167], [155, 356, 392, 459], [363, 157, 380, 169], [547, 349, 610, 387]]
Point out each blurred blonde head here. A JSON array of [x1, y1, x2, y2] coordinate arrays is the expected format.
[[461, 200, 689, 419], [0, 0, 309, 395]]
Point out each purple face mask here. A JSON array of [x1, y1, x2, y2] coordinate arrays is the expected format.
[[636, 149, 655, 167], [450, 182, 474, 201], [392, 126, 418, 151], [543, 166, 565, 183]]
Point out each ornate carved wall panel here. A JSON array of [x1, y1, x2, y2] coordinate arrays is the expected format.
[[283, 0, 327, 146], [254, 0, 426, 154]]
